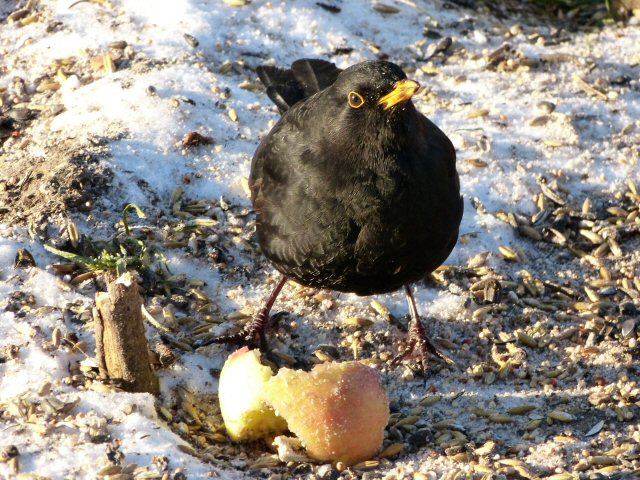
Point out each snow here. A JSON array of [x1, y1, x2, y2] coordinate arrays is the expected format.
[[1, 0, 639, 478]]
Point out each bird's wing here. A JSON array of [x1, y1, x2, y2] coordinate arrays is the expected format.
[[250, 98, 359, 285], [256, 59, 342, 112]]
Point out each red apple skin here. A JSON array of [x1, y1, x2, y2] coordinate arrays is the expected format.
[[265, 361, 390, 465]]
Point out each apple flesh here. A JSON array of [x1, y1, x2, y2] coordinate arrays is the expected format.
[[265, 361, 390, 465], [217, 347, 287, 442]]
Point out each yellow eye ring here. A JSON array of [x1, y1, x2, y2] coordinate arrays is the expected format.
[[347, 91, 365, 109]]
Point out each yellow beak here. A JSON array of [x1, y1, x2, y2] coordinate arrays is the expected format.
[[378, 79, 420, 110]]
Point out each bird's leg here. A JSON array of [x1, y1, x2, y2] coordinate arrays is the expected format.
[[391, 284, 455, 372], [197, 275, 287, 350]]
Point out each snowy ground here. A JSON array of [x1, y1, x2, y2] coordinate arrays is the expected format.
[[1, 0, 639, 478]]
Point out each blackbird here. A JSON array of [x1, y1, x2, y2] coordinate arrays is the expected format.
[[213, 59, 462, 369]]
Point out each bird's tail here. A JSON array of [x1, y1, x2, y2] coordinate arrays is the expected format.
[[256, 59, 342, 113]]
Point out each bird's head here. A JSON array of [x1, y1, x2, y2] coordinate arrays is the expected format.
[[324, 61, 421, 151], [331, 61, 420, 115]]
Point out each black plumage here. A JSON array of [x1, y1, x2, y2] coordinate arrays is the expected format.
[[214, 59, 462, 369]]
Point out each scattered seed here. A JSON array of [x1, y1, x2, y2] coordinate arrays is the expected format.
[[525, 419, 543, 431], [518, 225, 542, 241], [379, 442, 404, 458], [474, 440, 496, 456], [183, 33, 199, 48], [488, 414, 513, 424], [508, 405, 536, 415], [395, 415, 420, 427], [342, 317, 374, 327], [373, 3, 399, 14], [548, 410, 574, 423], [516, 330, 538, 348], [467, 108, 490, 119], [369, 299, 390, 319], [499, 245, 521, 262], [353, 460, 380, 470], [589, 455, 617, 467], [419, 395, 442, 407], [529, 115, 549, 127], [465, 158, 488, 168], [228, 310, 250, 320]]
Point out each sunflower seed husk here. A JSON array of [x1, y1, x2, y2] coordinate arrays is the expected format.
[[540, 183, 565, 205], [585, 419, 604, 437], [270, 350, 296, 366], [518, 225, 542, 241], [621, 319, 635, 338], [8, 9, 30, 22]]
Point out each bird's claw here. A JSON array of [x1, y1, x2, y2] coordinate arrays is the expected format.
[[194, 313, 269, 350], [205, 325, 266, 350], [391, 335, 456, 375]]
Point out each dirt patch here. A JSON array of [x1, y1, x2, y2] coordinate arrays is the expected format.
[[0, 136, 113, 228]]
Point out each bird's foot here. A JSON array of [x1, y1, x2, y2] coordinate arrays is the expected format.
[[214, 318, 268, 350], [391, 332, 455, 373], [194, 276, 288, 351], [194, 310, 270, 350], [391, 285, 457, 375]]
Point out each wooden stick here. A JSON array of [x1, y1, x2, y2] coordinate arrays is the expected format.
[[94, 272, 159, 394]]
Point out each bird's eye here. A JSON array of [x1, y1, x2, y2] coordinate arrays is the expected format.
[[347, 91, 365, 109]]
